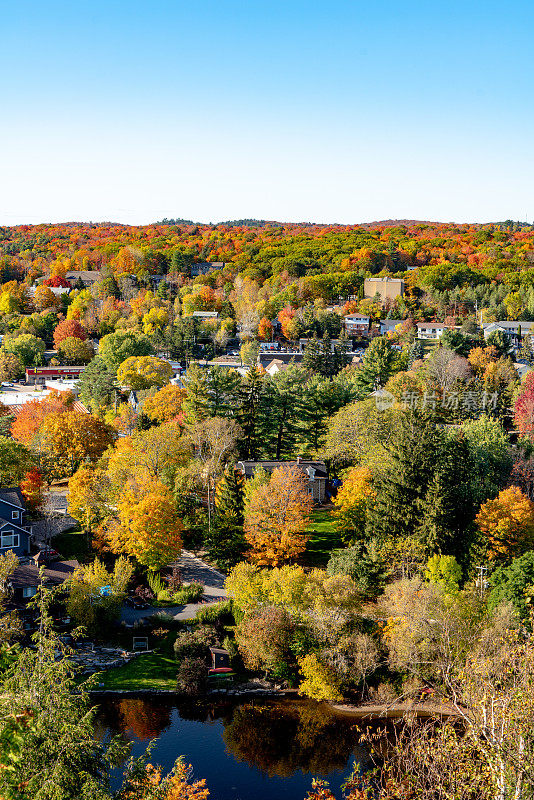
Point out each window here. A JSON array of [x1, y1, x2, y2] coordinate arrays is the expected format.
[[11, 510, 18, 520], [23, 587, 37, 598], [1, 532, 19, 549]]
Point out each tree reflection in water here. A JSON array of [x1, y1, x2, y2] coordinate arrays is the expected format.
[[95, 697, 382, 781], [222, 700, 366, 778], [97, 698, 172, 741]]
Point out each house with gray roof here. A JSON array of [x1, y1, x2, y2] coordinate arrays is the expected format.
[[236, 457, 328, 502]]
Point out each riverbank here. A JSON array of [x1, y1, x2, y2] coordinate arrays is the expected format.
[[330, 700, 458, 718]]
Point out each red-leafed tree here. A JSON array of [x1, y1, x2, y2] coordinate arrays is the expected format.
[[43, 276, 71, 288], [20, 469, 44, 513], [53, 319, 88, 348]]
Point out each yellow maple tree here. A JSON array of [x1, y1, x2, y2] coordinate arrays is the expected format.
[[476, 485, 534, 561], [106, 422, 187, 496], [244, 464, 313, 566], [467, 345, 498, 375], [143, 384, 186, 424], [117, 355, 172, 390], [68, 465, 109, 534], [333, 466, 375, 540]]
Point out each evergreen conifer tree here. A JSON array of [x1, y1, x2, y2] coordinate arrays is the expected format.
[[238, 365, 265, 459], [302, 333, 323, 373], [356, 337, 397, 391], [366, 411, 442, 543], [205, 466, 248, 570], [407, 339, 424, 367]]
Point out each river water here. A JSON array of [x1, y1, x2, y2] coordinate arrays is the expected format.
[[95, 696, 386, 800]]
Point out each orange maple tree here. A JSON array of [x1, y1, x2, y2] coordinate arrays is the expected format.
[[39, 409, 115, 476], [20, 469, 44, 512], [257, 317, 273, 341], [11, 391, 75, 446], [108, 479, 183, 569], [244, 464, 313, 566], [53, 319, 88, 347], [476, 485, 534, 561]]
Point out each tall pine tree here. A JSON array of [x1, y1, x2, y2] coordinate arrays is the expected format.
[[205, 466, 248, 571], [366, 411, 442, 543], [238, 365, 265, 459]]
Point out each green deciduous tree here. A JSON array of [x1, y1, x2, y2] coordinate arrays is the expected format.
[[4, 334, 45, 368], [98, 330, 154, 373]]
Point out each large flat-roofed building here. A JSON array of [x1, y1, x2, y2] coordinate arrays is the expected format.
[[364, 277, 405, 302]]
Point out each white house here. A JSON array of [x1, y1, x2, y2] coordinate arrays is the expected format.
[[416, 322, 452, 340], [343, 314, 370, 335], [264, 359, 290, 376], [192, 311, 219, 320]]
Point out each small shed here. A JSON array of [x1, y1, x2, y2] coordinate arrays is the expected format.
[[210, 647, 231, 670]]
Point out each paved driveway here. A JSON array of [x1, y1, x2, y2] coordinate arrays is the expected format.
[[120, 550, 227, 624]]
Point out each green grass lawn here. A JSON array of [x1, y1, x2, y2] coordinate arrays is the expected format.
[[54, 528, 91, 562], [98, 633, 177, 691], [303, 506, 343, 567]]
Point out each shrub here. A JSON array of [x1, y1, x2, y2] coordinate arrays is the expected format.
[[147, 571, 166, 596], [195, 600, 234, 625], [166, 565, 182, 592], [174, 626, 218, 663], [150, 612, 180, 630], [172, 582, 203, 604], [176, 657, 208, 696]]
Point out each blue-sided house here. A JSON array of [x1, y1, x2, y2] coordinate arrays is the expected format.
[[0, 488, 31, 558]]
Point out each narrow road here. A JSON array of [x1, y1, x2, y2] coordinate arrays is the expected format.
[[120, 550, 227, 624]]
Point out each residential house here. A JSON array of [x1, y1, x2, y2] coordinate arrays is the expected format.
[[515, 362, 531, 381], [343, 314, 370, 336], [380, 319, 403, 335], [190, 262, 225, 277], [482, 321, 534, 342], [264, 359, 290, 376], [9, 558, 79, 606], [416, 322, 452, 340], [0, 488, 32, 559], [65, 270, 101, 287], [236, 457, 328, 502], [364, 277, 405, 301], [192, 311, 219, 320]]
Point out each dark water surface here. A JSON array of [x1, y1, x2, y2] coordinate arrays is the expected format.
[[95, 696, 381, 800]]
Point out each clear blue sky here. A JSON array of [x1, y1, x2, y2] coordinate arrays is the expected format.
[[1, 1, 532, 225]]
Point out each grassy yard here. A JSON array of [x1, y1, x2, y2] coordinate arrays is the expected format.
[[99, 633, 177, 691], [303, 506, 343, 567]]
